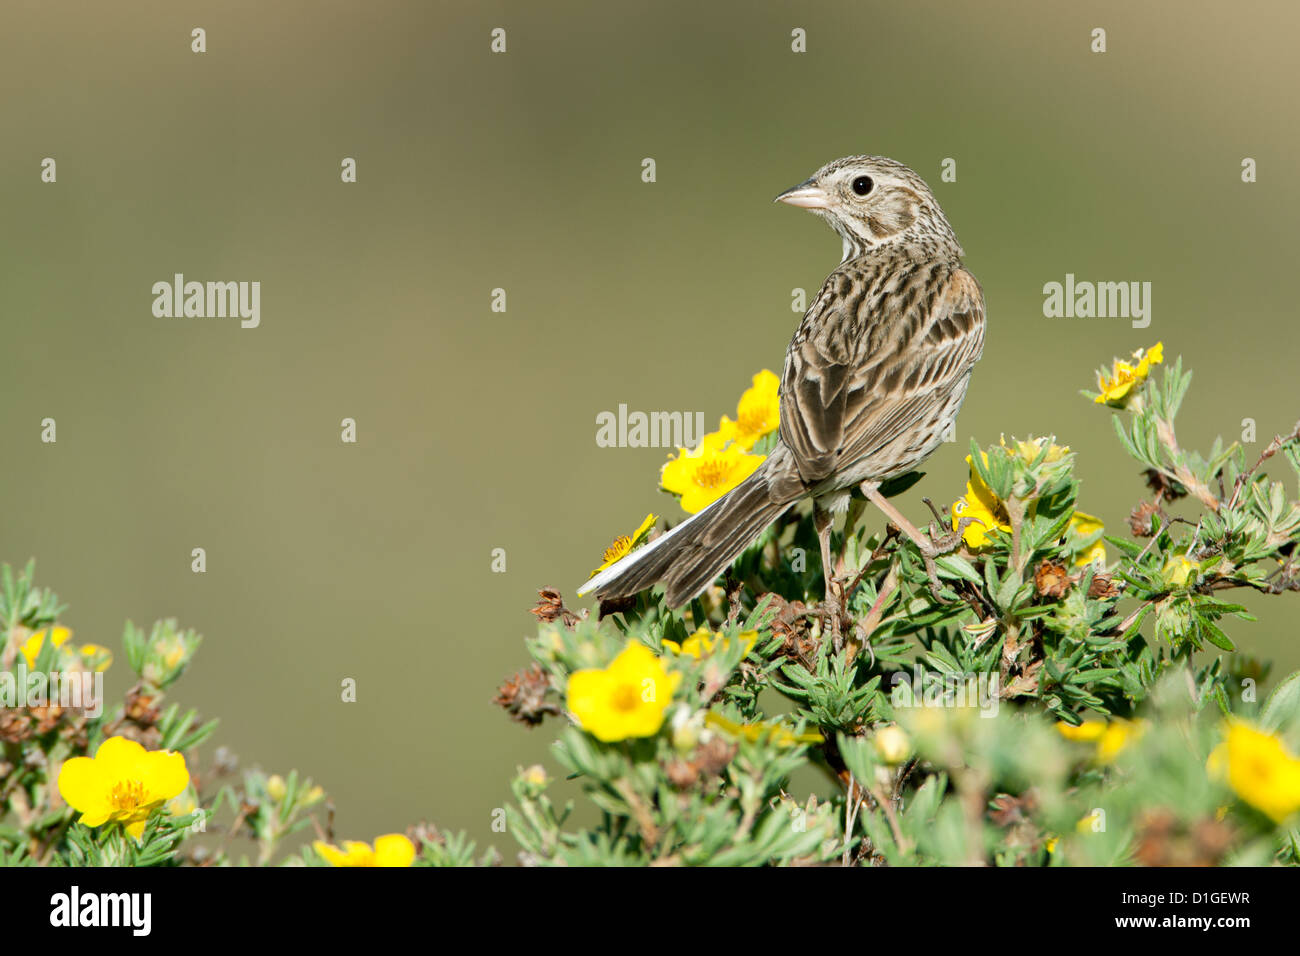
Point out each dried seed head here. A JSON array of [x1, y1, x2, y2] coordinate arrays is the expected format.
[[530, 587, 581, 627], [124, 686, 160, 727], [1088, 572, 1120, 600], [693, 737, 738, 777], [0, 710, 32, 744], [1134, 808, 1234, 866], [29, 705, 65, 734], [493, 663, 559, 727], [1034, 560, 1071, 599], [761, 593, 817, 658], [1143, 468, 1187, 500], [665, 759, 699, 788], [1128, 500, 1161, 537], [989, 791, 1039, 827]]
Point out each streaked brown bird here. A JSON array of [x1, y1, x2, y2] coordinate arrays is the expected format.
[[579, 155, 985, 608]]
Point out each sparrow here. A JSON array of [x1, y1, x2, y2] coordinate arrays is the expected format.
[[580, 155, 985, 608]]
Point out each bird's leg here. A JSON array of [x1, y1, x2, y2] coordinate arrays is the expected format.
[[922, 496, 948, 528], [862, 483, 962, 602], [813, 502, 844, 645]]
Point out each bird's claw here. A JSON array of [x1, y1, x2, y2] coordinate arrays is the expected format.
[[916, 513, 976, 603]]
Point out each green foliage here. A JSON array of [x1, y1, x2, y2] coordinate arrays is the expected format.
[[0, 561, 65, 632], [4, 346, 1298, 867], [0, 569, 473, 868], [498, 347, 1300, 866]]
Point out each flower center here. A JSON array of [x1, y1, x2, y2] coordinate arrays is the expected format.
[[610, 683, 640, 713], [693, 459, 731, 489], [737, 408, 770, 436], [602, 535, 631, 564], [110, 779, 147, 812]]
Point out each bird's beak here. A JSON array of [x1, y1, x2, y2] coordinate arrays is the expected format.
[[774, 178, 831, 209]]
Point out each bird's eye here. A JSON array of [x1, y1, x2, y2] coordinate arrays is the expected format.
[[851, 175, 874, 196]]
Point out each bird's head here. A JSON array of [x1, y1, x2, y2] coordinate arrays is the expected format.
[[775, 155, 960, 262]]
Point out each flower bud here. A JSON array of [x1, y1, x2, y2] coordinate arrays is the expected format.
[[266, 774, 287, 802], [517, 764, 549, 797], [873, 725, 911, 764]]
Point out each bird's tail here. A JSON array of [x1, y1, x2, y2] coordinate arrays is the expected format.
[[577, 457, 797, 608]]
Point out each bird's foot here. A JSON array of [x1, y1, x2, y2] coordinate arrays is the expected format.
[[916, 497, 969, 556], [819, 573, 847, 647], [914, 515, 979, 603], [906, 502, 968, 602], [862, 486, 975, 604], [915, 527, 965, 559]]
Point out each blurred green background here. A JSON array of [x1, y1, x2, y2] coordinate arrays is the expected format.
[[2, 0, 1297, 854]]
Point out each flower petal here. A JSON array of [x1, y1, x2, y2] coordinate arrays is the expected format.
[[57, 755, 110, 815], [373, 834, 417, 867], [140, 750, 190, 803], [93, 736, 149, 777]]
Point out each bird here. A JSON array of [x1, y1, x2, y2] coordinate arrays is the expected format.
[[579, 155, 985, 609]]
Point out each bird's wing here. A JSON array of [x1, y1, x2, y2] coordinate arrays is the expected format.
[[779, 262, 985, 485]]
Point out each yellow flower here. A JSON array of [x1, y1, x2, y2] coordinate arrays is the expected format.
[[1076, 810, 1105, 833], [314, 834, 416, 867], [21, 626, 72, 667], [566, 642, 682, 742], [1069, 511, 1104, 537], [57, 736, 190, 840], [1074, 542, 1106, 567], [1094, 341, 1163, 406], [1069, 511, 1107, 567], [951, 454, 1010, 548], [718, 369, 780, 450], [1055, 720, 1107, 743], [1096, 720, 1143, 761], [662, 628, 758, 659], [1207, 720, 1300, 823], [1056, 718, 1143, 762], [704, 711, 824, 747], [589, 513, 657, 578], [78, 644, 114, 672], [1162, 553, 1200, 587], [661, 432, 765, 514]]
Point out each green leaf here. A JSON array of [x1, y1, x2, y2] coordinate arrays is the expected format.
[[1201, 619, 1236, 652], [934, 555, 981, 584], [878, 471, 925, 498], [1260, 670, 1300, 732], [743, 593, 778, 631]]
